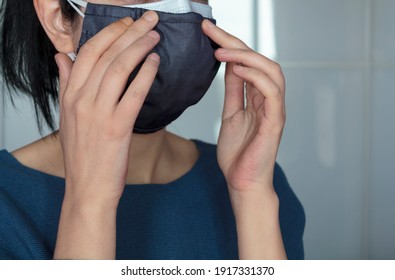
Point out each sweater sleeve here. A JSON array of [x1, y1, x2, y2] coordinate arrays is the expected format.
[[273, 163, 306, 260]]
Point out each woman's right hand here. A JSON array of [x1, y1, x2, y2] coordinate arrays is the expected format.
[[53, 11, 160, 260]]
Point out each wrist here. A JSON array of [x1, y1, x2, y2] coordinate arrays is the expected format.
[[63, 182, 122, 212], [227, 184, 279, 221], [61, 197, 119, 218]]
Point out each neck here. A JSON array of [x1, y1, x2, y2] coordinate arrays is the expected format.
[[17, 129, 199, 185], [126, 129, 170, 184], [103, 130, 199, 184]]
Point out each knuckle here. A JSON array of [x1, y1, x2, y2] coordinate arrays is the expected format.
[[62, 94, 74, 109], [272, 61, 283, 75], [133, 14, 159, 36], [225, 33, 242, 48], [145, 32, 160, 46], [73, 100, 88, 119], [272, 85, 283, 99], [132, 20, 152, 34], [128, 86, 146, 101], [108, 60, 130, 75], [236, 49, 249, 64], [109, 20, 130, 34], [134, 36, 158, 53], [102, 44, 123, 61], [142, 60, 159, 74], [119, 17, 134, 26]]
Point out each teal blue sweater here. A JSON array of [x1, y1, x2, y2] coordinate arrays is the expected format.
[[0, 140, 305, 259]]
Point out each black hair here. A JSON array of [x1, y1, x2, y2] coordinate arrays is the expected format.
[[0, 0, 78, 133]]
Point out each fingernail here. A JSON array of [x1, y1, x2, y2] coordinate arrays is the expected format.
[[216, 48, 227, 55], [204, 19, 215, 29], [121, 17, 133, 25], [147, 30, 160, 40], [149, 53, 160, 62], [143, 11, 157, 22]]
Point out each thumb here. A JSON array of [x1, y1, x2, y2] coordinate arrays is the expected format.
[[54, 53, 73, 104]]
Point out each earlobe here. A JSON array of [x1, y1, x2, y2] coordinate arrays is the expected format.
[[33, 0, 75, 53]]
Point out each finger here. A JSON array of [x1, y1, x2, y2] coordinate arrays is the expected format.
[[68, 17, 134, 91], [202, 19, 249, 49], [222, 62, 245, 120], [84, 11, 159, 93], [233, 65, 284, 121], [115, 53, 160, 130], [215, 48, 285, 94], [96, 30, 160, 109], [55, 53, 73, 113]]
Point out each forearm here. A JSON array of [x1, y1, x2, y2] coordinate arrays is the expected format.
[[53, 194, 118, 260], [230, 187, 287, 260]]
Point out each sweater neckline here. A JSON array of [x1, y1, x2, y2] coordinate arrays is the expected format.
[[0, 139, 208, 188]]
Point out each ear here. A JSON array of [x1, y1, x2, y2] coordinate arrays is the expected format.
[[33, 0, 76, 53]]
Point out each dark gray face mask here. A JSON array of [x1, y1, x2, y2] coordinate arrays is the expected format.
[[72, 2, 221, 133]]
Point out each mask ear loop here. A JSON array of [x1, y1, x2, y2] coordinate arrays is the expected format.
[[67, 52, 77, 61], [65, 0, 87, 61], [66, 0, 86, 18]]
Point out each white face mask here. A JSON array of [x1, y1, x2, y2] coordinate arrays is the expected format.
[[66, 0, 213, 19]]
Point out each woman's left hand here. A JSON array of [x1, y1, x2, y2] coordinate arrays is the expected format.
[[203, 20, 286, 194]]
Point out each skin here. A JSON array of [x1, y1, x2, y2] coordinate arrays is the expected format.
[[15, 0, 287, 259]]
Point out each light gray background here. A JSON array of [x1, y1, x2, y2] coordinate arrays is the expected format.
[[1, 0, 395, 259]]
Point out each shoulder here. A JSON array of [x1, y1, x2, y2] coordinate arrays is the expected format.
[[0, 148, 64, 205], [193, 139, 217, 156], [0, 150, 39, 259], [0, 149, 25, 186], [186, 139, 229, 194], [0, 150, 62, 259], [192, 139, 222, 173], [0, 149, 42, 187], [0, 149, 43, 210]]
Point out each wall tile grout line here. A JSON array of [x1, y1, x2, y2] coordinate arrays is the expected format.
[[361, 0, 373, 260], [280, 62, 369, 69], [279, 62, 395, 69]]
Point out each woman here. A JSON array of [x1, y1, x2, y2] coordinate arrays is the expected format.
[[0, 0, 305, 259]]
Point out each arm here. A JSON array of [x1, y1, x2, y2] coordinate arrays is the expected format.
[[54, 197, 118, 259], [53, 12, 160, 260], [203, 20, 287, 260], [230, 188, 286, 260]]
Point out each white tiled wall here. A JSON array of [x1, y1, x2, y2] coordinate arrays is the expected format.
[[267, 0, 395, 259], [272, 0, 368, 62], [1, 0, 395, 259], [372, 0, 395, 64], [371, 69, 395, 259], [369, 0, 395, 261]]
